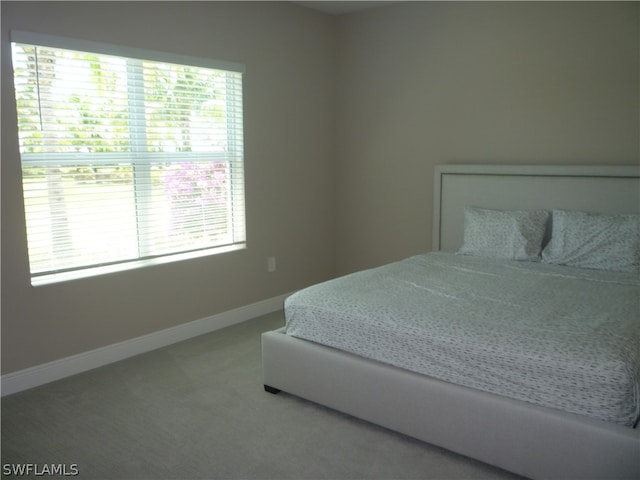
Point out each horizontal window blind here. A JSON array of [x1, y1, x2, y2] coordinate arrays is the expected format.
[[11, 32, 246, 282]]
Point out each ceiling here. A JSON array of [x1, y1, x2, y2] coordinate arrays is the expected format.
[[291, 1, 401, 16]]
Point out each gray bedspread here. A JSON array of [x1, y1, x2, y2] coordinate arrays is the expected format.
[[285, 252, 640, 426]]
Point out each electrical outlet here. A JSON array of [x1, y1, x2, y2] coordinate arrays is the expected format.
[[267, 256, 276, 273]]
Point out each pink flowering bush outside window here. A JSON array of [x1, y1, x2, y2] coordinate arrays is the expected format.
[[161, 162, 230, 241]]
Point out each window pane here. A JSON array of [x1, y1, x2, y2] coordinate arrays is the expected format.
[[12, 44, 131, 154], [23, 164, 138, 274], [142, 161, 233, 256], [143, 63, 231, 154]]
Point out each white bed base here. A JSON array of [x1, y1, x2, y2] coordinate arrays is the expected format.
[[262, 165, 640, 479], [262, 327, 639, 479]]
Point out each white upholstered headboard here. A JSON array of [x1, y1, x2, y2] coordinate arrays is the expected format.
[[433, 164, 640, 252]]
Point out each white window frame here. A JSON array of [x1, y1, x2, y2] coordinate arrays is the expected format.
[[11, 31, 247, 286]]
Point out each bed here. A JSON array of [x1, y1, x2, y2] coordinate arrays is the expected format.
[[262, 164, 640, 479]]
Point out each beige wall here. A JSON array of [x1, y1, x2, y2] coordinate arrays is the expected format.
[[2, 1, 639, 375], [1, 1, 336, 373], [334, 1, 640, 274]]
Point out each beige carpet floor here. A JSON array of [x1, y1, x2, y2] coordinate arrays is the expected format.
[[1, 311, 523, 479]]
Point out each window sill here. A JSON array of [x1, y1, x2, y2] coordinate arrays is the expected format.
[[31, 243, 246, 287]]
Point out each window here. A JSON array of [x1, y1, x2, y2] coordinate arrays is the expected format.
[[10, 32, 246, 285]]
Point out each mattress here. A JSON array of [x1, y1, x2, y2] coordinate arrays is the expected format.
[[285, 252, 640, 426]]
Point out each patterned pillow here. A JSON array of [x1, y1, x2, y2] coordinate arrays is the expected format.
[[458, 207, 549, 261], [541, 210, 640, 273]]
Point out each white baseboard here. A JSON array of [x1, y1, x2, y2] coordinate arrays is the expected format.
[[1, 293, 290, 396]]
